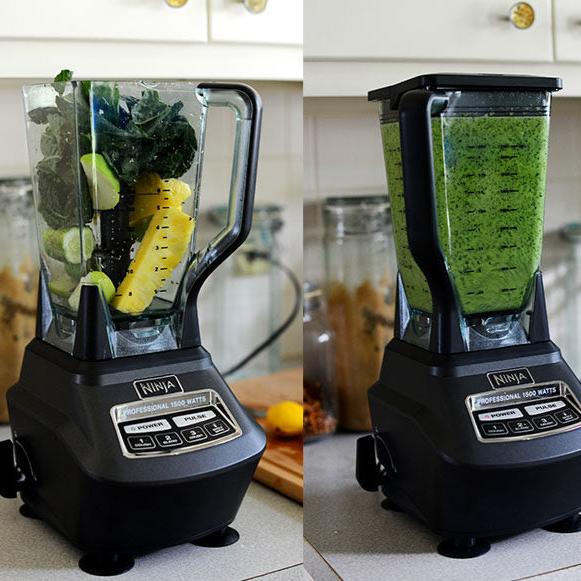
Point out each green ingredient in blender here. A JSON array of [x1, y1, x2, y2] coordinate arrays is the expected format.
[[80, 153, 120, 210], [48, 276, 78, 298], [68, 271, 116, 311], [381, 115, 549, 315], [43, 226, 95, 264], [64, 261, 84, 279]]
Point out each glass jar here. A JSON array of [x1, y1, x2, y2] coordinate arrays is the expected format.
[[324, 195, 397, 431], [200, 205, 284, 378], [0, 178, 38, 422], [303, 282, 338, 441]]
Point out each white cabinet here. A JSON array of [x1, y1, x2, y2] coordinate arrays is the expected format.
[[210, 0, 302, 45], [554, 0, 581, 62], [0, 0, 207, 43], [305, 0, 553, 62]]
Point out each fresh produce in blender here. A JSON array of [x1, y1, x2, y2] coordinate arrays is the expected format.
[[80, 153, 120, 210], [42, 226, 95, 264], [112, 207, 195, 314], [130, 173, 192, 227], [48, 275, 78, 298], [68, 271, 115, 311], [28, 70, 198, 314]]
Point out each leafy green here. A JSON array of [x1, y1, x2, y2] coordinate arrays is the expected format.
[[54, 69, 73, 82], [30, 73, 197, 235]]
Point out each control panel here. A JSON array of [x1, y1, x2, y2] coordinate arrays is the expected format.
[[110, 389, 242, 458], [466, 381, 581, 443]]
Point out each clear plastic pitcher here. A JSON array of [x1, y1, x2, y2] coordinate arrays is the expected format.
[[370, 74, 561, 351], [23, 80, 261, 359]]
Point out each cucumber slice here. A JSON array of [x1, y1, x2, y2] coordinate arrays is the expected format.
[[48, 276, 78, 298], [43, 227, 95, 264], [68, 271, 116, 311], [80, 153, 120, 211]]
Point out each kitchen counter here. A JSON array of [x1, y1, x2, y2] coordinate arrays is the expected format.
[[0, 426, 304, 581], [304, 433, 581, 581]]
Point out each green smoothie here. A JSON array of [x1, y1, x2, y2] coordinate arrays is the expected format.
[[381, 114, 549, 315]]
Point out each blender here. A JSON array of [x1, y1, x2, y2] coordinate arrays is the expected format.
[[0, 80, 265, 575], [356, 74, 581, 557]]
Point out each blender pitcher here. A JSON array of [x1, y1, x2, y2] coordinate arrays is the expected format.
[[23, 80, 260, 359], [370, 74, 561, 352]]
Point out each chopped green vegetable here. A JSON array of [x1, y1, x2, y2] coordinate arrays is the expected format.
[[48, 275, 78, 298], [54, 69, 73, 83], [43, 226, 95, 264], [68, 271, 115, 311], [80, 153, 120, 210]]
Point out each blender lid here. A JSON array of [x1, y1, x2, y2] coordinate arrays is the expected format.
[[368, 73, 562, 106]]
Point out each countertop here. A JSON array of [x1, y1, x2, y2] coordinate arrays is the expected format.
[[304, 433, 581, 581], [0, 426, 304, 581]]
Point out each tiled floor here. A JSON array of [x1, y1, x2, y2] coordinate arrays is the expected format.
[[304, 433, 581, 581]]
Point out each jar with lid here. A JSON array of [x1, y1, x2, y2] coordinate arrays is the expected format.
[[303, 282, 338, 440], [324, 195, 397, 431], [0, 178, 38, 422], [199, 205, 285, 377]]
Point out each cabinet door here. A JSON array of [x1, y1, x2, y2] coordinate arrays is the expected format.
[[554, 0, 581, 61], [305, 0, 552, 62], [0, 0, 207, 43], [209, 0, 302, 45]]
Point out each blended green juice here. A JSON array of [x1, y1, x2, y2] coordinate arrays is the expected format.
[[381, 114, 549, 315]]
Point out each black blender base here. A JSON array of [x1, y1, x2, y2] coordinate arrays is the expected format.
[[437, 537, 491, 559], [19, 504, 41, 520], [78, 553, 135, 577], [192, 526, 240, 548], [543, 513, 581, 534]]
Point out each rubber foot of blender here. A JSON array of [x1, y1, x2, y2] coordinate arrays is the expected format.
[[19, 504, 41, 520], [192, 526, 240, 548], [437, 537, 491, 559], [78, 552, 135, 576], [380, 498, 401, 512], [543, 513, 581, 533]]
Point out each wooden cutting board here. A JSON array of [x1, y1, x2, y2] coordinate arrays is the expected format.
[[231, 368, 303, 503]]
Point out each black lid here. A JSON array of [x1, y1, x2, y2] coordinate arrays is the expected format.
[[368, 73, 562, 106]]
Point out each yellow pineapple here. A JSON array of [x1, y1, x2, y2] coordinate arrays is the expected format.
[[112, 206, 195, 314], [130, 173, 192, 227]]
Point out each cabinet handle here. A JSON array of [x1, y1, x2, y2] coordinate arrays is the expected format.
[[243, 0, 268, 14], [165, 0, 188, 7], [508, 2, 535, 29]]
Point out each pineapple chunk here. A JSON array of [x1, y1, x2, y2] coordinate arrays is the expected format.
[[130, 173, 192, 227], [112, 206, 195, 314]]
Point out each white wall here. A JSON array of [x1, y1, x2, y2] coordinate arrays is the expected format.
[[0, 79, 303, 366]]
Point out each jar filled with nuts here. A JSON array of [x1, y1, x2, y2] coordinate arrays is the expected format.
[[0, 178, 38, 423], [303, 282, 338, 441], [324, 196, 397, 431]]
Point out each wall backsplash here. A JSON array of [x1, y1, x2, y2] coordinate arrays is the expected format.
[[304, 95, 581, 374], [0, 79, 303, 368]]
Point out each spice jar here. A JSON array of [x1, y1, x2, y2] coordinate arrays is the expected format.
[[303, 282, 338, 441], [0, 178, 38, 422], [324, 195, 396, 431]]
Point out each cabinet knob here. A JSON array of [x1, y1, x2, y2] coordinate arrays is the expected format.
[[243, 0, 268, 14], [165, 0, 188, 7], [509, 2, 535, 29]]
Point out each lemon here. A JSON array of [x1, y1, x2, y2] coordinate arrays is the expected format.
[[266, 401, 303, 436], [68, 271, 116, 311]]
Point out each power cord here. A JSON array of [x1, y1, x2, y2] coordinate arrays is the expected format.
[[223, 251, 301, 378]]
